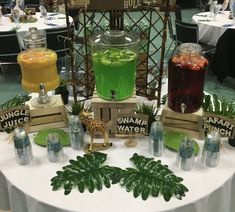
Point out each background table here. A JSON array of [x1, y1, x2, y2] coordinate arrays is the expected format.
[[192, 11, 235, 46], [0, 12, 72, 49], [0, 131, 235, 212]]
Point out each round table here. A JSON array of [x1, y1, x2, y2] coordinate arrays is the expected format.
[[192, 11, 235, 46], [0, 12, 73, 49], [0, 132, 235, 212]]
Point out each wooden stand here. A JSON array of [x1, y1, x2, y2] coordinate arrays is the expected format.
[[91, 91, 137, 135], [26, 95, 68, 133], [161, 104, 204, 139]]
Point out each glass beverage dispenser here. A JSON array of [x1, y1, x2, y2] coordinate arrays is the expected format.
[[90, 30, 139, 101], [168, 43, 208, 113], [18, 28, 59, 106]]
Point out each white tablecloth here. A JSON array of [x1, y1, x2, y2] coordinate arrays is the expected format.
[[192, 11, 235, 46], [0, 131, 235, 212], [0, 12, 73, 49]]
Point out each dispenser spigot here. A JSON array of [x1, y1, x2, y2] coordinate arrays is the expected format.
[[38, 83, 49, 104]]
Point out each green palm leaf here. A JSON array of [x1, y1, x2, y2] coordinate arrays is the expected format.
[[50, 152, 122, 195], [121, 153, 188, 201]]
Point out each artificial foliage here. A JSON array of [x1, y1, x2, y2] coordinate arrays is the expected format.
[[202, 94, 235, 118], [120, 153, 188, 201], [51, 152, 188, 201], [67, 101, 92, 116], [50, 152, 122, 195], [135, 103, 159, 133], [0, 94, 31, 110]]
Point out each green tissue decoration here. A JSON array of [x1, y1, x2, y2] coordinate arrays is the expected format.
[[50, 152, 122, 195], [50, 153, 189, 201], [120, 153, 188, 201]]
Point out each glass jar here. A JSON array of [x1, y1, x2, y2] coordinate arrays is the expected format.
[[47, 133, 64, 163], [90, 30, 139, 101], [13, 127, 33, 165], [23, 27, 47, 49], [17, 48, 59, 93], [201, 130, 221, 168], [168, 43, 208, 113], [149, 121, 164, 157], [68, 115, 84, 150], [176, 137, 195, 171]]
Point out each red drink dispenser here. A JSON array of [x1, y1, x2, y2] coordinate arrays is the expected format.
[[168, 43, 208, 113]]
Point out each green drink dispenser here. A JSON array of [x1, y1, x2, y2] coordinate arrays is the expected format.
[[90, 30, 139, 101]]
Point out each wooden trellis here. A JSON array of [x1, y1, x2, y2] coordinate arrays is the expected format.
[[63, 0, 172, 107]]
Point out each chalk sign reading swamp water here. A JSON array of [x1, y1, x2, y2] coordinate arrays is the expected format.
[[113, 113, 148, 135], [0, 106, 30, 130]]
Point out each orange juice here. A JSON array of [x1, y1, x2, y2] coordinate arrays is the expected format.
[[17, 48, 60, 93]]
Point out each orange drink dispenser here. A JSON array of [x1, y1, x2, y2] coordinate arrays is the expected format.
[[17, 48, 59, 93]]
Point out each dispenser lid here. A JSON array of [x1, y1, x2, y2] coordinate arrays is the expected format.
[[90, 30, 139, 47], [23, 27, 46, 49], [178, 43, 202, 54]]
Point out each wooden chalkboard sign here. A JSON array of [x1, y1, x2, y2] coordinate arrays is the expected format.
[[202, 112, 235, 138], [0, 106, 30, 130], [113, 113, 148, 135], [69, 0, 168, 10]]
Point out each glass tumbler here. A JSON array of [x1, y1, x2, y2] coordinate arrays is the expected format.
[[47, 133, 64, 162], [149, 121, 164, 157], [68, 115, 84, 150], [13, 127, 33, 165], [176, 137, 195, 171], [201, 130, 221, 168]]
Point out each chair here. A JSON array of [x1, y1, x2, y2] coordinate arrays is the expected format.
[[210, 29, 235, 82], [25, 0, 40, 12], [46, 26, 74, 66], [175, 5, 182, 21], [0, 30, 21, 77], [174, 19, 215, 55]]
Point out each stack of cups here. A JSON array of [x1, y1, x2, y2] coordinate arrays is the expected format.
[[149, 121, 164, 157], [47, 133, 64, 163], [201, 130, 221, 168], [68, 115, 84, 150], [176, 137, 195, 171], [13, 127, 33, 165]]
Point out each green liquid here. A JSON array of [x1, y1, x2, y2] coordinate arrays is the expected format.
[[92, 49, 137, 101]]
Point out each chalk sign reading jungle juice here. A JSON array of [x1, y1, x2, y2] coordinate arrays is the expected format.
[[0, 106, 30, 130]]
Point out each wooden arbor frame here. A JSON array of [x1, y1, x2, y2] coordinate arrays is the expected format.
[[63, 0, 171, 107]]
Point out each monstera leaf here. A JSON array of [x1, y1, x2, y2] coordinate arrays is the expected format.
[[120, 153, 188, 201], [51, 152, 122, 195]]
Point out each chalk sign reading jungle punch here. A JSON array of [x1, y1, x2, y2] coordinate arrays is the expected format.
[[202, 113, 235, 138], [0, 106, 30, 130], [114, 113, 148, 135]]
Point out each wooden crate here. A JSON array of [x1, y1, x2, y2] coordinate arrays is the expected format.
[[91, 91, 137, 134], [161, 104, 204, 139], [25, 95, 68, 133]]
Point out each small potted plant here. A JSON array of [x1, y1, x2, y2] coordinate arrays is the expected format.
[[135, 103, 159, 134], [68, 101, 93, 132], [55, 78, 69, 104]]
